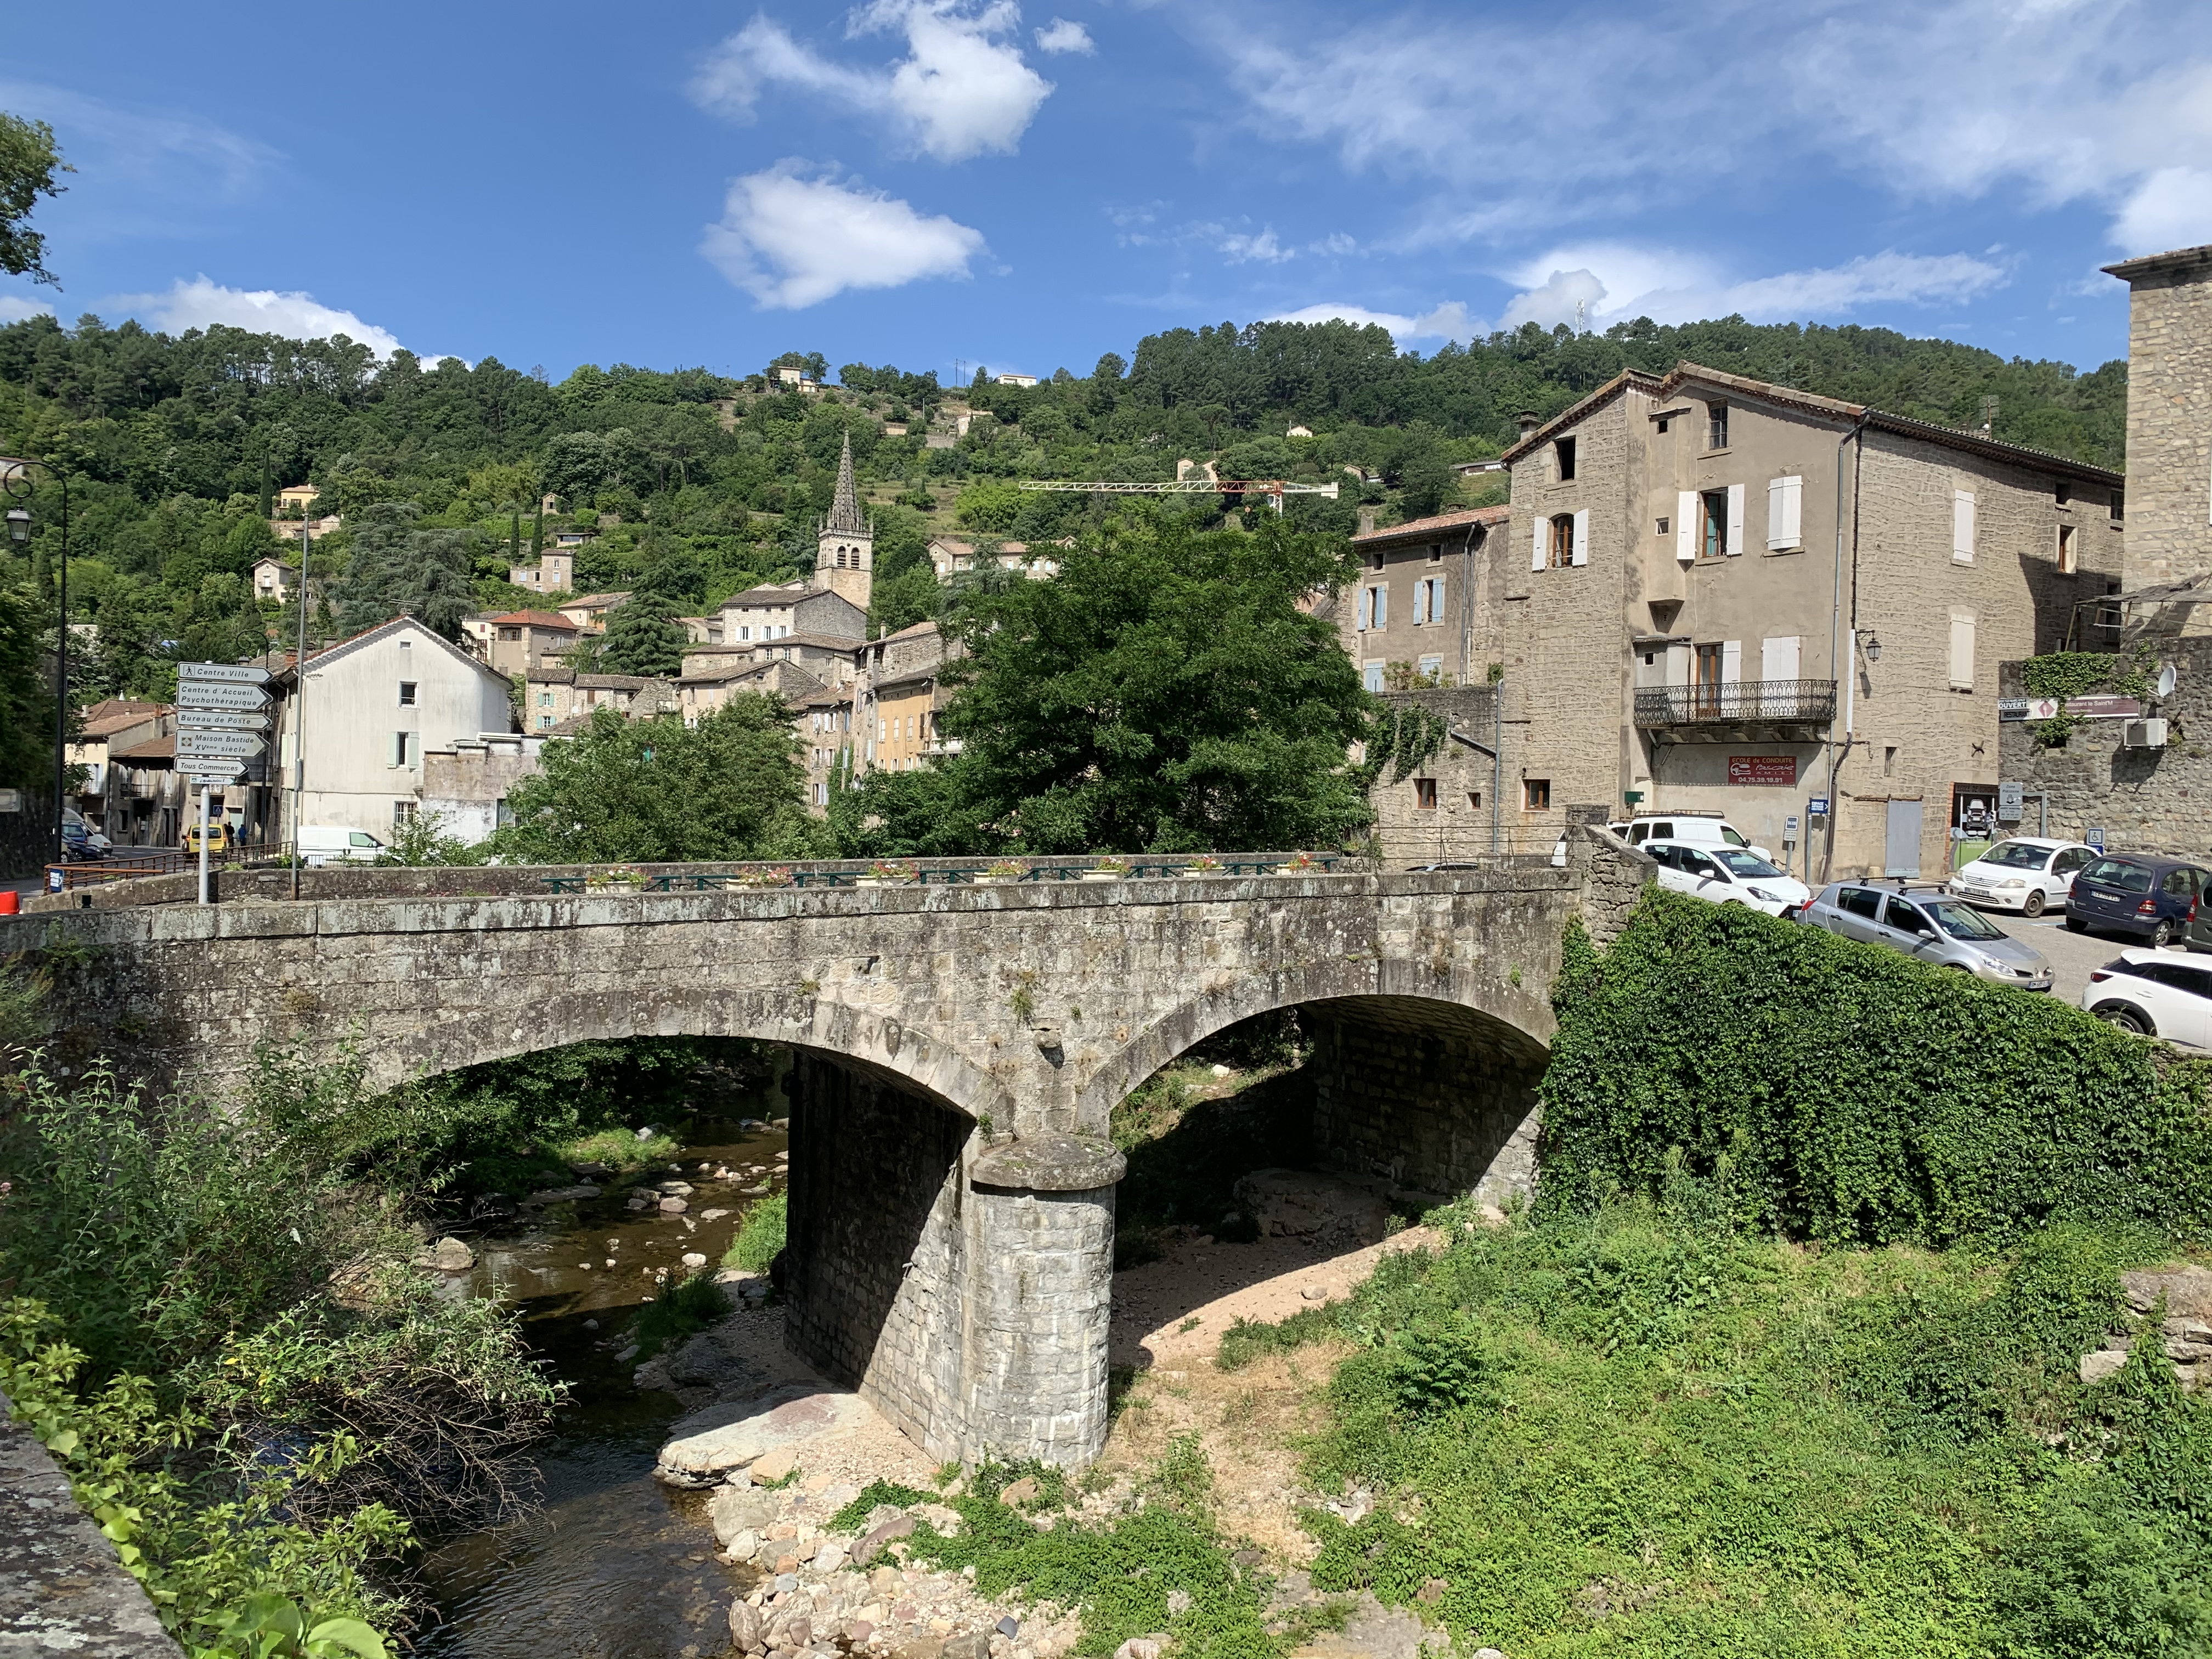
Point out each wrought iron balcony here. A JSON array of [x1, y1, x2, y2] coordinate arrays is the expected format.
[[1634, 678, 1837, 739]]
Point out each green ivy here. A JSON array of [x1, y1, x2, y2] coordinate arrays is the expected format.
[[1538, 892, 2212, 1244], [2021, 651, 2117, 701]]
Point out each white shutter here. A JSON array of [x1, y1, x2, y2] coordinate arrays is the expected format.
[[1725, 483, 1746, 556], [1953, 490, 1976, 563], [1429, 574, 1446, 619], [1532, 514, 1548, 572], [1372, 584, 1387, 629], [1410, 580, 1427, 626], [1720, 640, 1742, 683], [1767, 474, 1802, 549], [1677, 491, 1697, 562], [1571, 508, 1590, 566], [1949, 612, 1976, 690], [1760, 635, 1801, 682], [1357, 587, 1372, 630]]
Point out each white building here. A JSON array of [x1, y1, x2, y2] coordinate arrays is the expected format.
[[271, 616, 517, 842]]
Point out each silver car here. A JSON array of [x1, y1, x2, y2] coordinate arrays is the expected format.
[[1799, 880, 2053, 990]]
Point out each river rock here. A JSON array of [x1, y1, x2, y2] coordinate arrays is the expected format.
[[682, 1252, 708, 1269], [752, 1446, 800, 1482], [711, 1485, 780, 1545], [416, 1236, 475, 1272], [814, 1542, 848, 1573], [854, 1515, 915, 1566], [1112, 1643, 1159, 1659], [661, 1197, 691, 1214], [944, 1635, 991, 1659], [523, 1184, 601, 1205], [730, 1602, 764, 1651], [998, 1477, 1039, 1506], [660, 1180, 697, 1197]]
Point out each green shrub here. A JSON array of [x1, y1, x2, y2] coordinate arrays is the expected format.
[[723, 1190, 787, 1273], [630, 1272, 731, 1359], [1542, 894, 2212, 1244]]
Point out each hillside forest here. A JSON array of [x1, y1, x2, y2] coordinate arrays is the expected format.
[[0, 306, 2129, 794]]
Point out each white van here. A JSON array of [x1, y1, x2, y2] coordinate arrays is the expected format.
[[298, 826, 386, 867], [1609, 813, 1776, 863]]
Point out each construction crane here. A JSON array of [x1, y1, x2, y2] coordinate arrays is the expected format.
[[1018, 478, 1340, 514]]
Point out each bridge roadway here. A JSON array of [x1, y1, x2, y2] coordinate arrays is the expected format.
[[9, 823, 1650, 1468]]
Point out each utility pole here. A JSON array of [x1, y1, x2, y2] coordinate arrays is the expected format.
[[290, 516, 310, 900]]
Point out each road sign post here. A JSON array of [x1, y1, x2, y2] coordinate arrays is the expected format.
[[177, 662, 275, 899], [198, 785, 211, 905]]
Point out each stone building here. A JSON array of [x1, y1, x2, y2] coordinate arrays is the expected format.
[[420, 732, 549, 843], [714, 583, 866, 648], [1344, 506, 1514, 691], [1478, 362, 2123, 877], [2103, 242, 2212, 630], [480, 608, 583, 675], [1365, 685, 1506, 865], [521, 668, 679, 733], [814, 432, 874, 610]]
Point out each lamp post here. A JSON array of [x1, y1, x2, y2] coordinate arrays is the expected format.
[[3, 459, 70, 865]]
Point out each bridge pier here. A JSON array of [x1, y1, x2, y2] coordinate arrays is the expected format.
[[785, 1054, 1122, 1467]]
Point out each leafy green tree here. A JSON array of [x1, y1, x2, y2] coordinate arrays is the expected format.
[[0, 112, 69, 284], [487, 701, 822, 864], [839, 510, 1373, 856], [868, 562, 942, 636], [334, 505, 475, 639], [600, 590, 687, 676]]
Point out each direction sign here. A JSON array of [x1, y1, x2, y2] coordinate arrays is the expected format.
[[188, 766, 247, 787], [176, 708, 271, 731], [176, 730, 266, 760], [178, 662, 271, 685], [176, 682, 272, 712]]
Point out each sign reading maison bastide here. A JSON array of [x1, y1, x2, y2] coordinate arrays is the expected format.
[[1727, 754, 1798, 786]]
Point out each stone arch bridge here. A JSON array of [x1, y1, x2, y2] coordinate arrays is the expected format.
[[12, 831, 1648, 1468]]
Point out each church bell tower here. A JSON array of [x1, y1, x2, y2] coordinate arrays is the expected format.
[[815, 432, 874, 610]]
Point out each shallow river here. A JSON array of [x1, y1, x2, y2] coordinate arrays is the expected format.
[[414, 1111, 787, 1659]]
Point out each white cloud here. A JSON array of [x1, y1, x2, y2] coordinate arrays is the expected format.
[[1500, 246, 2010, 330], [691, 2, 1054, 163], [1214, 226, 1291, 264], [0, 295, 57, 324], [126, 276, 411, 356], [1269, 300, 1472, 341], [1200, 2, 2212, 255], [2112, 167, 2212, 255], [701, 163, 988, 309], [1035, 18, 1094, 54]]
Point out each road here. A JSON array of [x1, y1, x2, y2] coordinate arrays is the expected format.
[[1987, 908, 2130, 1006]]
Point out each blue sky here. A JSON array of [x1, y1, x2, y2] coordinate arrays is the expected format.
[[4, 0, 2210, 384]]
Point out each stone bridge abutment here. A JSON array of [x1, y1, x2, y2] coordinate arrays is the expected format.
[[15, 832, 1651, 1466]]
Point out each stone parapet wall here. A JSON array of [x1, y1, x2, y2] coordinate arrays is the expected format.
[[0, 1408, 179, 1657]]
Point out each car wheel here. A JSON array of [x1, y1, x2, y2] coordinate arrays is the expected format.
[[2065, 915, 2090, 933], [2151, 919, 2177, 947], [2022, 889, 2046, 918], [2094, 1002, 2154, 1036]]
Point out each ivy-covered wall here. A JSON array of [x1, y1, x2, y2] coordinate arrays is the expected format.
[[1541, 891, 2212, 1244], [1997, 636, 2212, 854]]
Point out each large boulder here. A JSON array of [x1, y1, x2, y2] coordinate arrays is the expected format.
[[656, 1386, 878, 1486], [1232, 1169, 1391, 1249]]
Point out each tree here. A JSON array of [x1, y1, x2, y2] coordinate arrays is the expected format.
[[334, 504, 476, 640], [600, 590, 687, 676], [486, 701, 822, 864], [841, 509, 1374, 856], [0, 112, 69, 284]]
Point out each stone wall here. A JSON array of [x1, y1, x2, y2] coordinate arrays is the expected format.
[[1996, 639, 2212, 854], [0, 1409, 179, 1657], [2113, 248, 2212, 614], [1368, 685, 1508, 866]]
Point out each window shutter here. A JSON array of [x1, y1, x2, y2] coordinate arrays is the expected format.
[[1725, 483, 1746, 555], [1571, 508, 1590, 566], [1767, 474, 1802, 549], [1357, 588, 1371, 630], [1677, 491, 1697, 562], [1429, 574, 1446, 618], [1949, 612, 1976, 689], [1373, 585, 1386, 629], [1761, 635, 1801, 681], [1531, 514, 1548, 572], [1720, 640, 1741, 683], [1410, 581, 1426, 626], [1953, 490, 1976, 563]]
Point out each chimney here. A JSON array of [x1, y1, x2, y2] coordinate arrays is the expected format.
[[1357, 507, 1377, 536], [1517, 410, 1540, 441]]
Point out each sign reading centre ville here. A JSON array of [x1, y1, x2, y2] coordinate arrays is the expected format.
[[1728, 754, 1799, 786]]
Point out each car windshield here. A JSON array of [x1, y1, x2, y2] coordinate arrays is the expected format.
[[2083, 859, 2153, 891], [1925, 899, 2007, 940], [1712, 849, 1785, 878], [1980, 842, 2052, 870]]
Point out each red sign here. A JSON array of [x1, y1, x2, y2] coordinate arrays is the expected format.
[[1728, 754, 1798, 786]]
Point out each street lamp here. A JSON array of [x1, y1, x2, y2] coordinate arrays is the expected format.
[[1859, 630, 1883, 664], [2, 459, 72, 866]]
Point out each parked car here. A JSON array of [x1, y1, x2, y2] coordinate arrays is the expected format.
[[2061, 855, 2212, 947], [60, 807, 111, 861], [297, 825, 386, 867], [1946, 837, 2098, 917], [2081, 949, 2212, 1043], [1644, 839, 1809, 917], [1609, 813, 1775, 862], [181, 820, 233, 854], [1799, 881, 2053, 989]]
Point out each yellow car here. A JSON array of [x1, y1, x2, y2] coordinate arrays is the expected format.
[[182, 821, 234, 854]]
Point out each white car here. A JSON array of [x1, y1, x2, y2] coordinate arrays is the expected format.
[[1644, 839, 1810, 917], [2082, 949, 2212, 1044], [1949, 837, 2098, 918], [1610, 814, 1775, 863]]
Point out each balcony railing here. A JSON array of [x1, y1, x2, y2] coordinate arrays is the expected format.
[[1634, 678, 1837, 729]]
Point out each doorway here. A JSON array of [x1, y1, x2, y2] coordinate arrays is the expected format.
[[1884, 799, 1922, 878]]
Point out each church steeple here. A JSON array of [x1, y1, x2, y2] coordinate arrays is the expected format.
[[814, 430, 874, 608]]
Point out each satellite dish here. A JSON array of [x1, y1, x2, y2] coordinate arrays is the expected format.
[[2158, 664, 2178, 700]]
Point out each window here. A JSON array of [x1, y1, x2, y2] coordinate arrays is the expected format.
[[499, 626, 521, 641], [1547, 515, 1575, 568], [2057, 522, 2079, 575], [538, 714, 554, 730], [1362, 661, 1386, 693], [538, 692, 552, 707], [2111, 488, 2125, 523], [398, 680, 417, 706], [2056, 480, 2072, 506], [1413, 777, 1438, 810], [1883, 896, 1931, 934], [1412, 575, 1445, 624], [1523, 778, 1551, 810], [2165, 867, 2201, 900], [2053, 847, 2092, 874], [392, 732, 413, 766], [1883, 746, 1897, 777], [1766, 474, 1803, 550], [1700, 489, 1729, 559], [349, 831, 381, 849], [393, 800, 416, 827], [1417, 653, 1444, 683], [1656, 417, 1671, 435], [1953, 490, 1977, 564], [1361, 584, 1388, 629], [1837, 887, 1883, 919], [1555, 436, 1577, 481], [1469, 791, 1483, 810], [1706, 402, 1729, 450], [1656, 516, 1670, 535]]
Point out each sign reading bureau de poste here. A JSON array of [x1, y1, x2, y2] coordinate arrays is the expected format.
[[1728, 754, 1798, 786]]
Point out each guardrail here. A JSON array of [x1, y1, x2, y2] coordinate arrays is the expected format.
[[1633, 679, 1837, 727], [41, 849, 241, 890], [537, 856, 1345, 894]]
